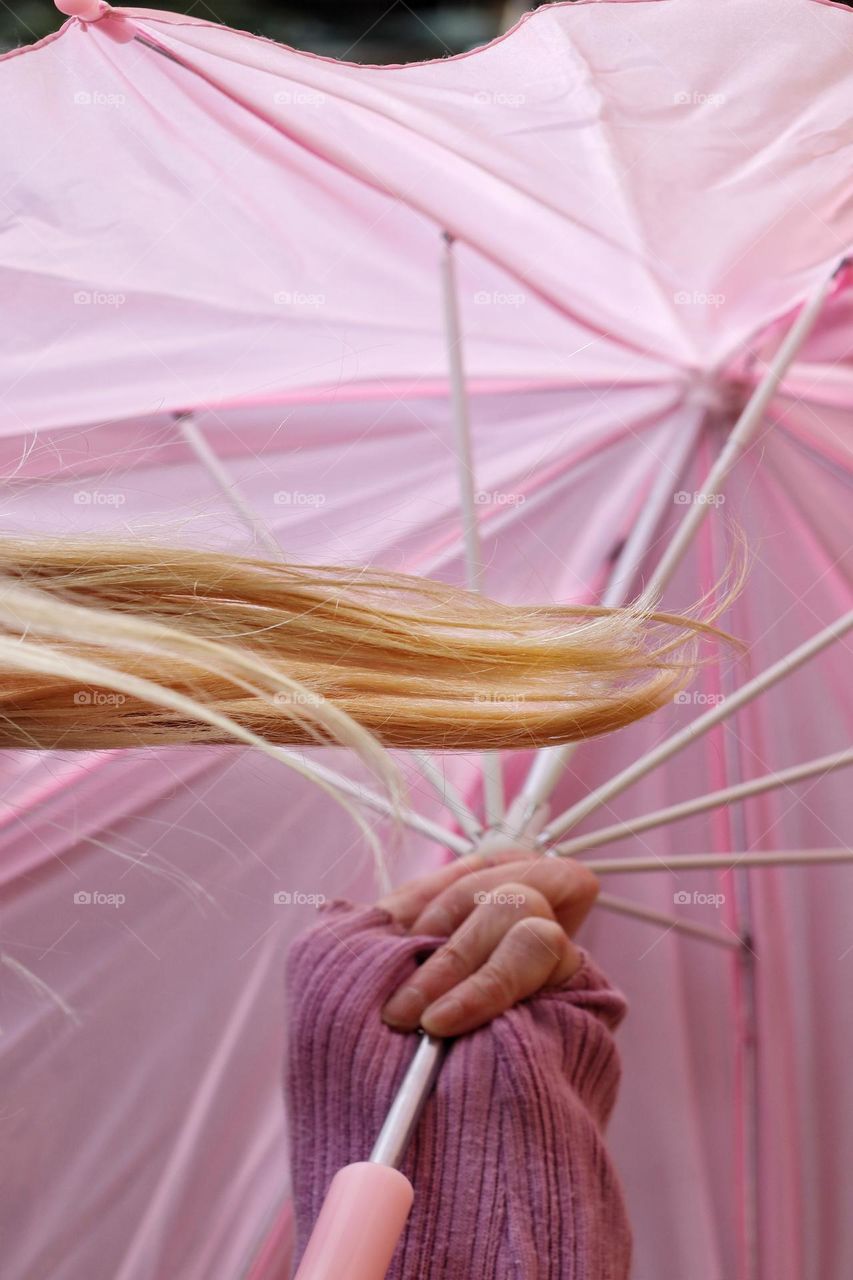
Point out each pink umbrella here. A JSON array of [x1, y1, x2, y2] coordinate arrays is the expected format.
[[1, 2, 851, 1278]]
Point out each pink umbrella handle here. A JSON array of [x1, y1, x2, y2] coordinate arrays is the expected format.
[[292, 1162, 414, 1280]]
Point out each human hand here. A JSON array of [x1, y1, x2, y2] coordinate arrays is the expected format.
[[379, 849, 599, 1038]]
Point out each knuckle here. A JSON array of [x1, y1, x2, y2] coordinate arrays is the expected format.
[[508, 916, 568, 975], [521, 917, 580, 983], [496, 879, 531, 901], [487, 880, 548, 915], [522, 915, 566, 947], [568, 860, 600, 902], [508, 915, 561, 960], [433, 939, 474, 982], [417, 893, 461, 935], [472, 961, 516, 1008]]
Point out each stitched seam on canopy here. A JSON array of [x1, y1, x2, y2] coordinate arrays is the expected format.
[[520, 15, 704, 366], [97, 25, 669, 370]]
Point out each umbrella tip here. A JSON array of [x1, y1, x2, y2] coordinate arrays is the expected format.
[[55, 0, 109, 20]]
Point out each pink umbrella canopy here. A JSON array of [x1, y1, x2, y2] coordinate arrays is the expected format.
[[1, 2, 851, 1278]]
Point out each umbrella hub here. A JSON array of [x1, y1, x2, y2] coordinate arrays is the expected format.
[[682, 370, 751, 426]]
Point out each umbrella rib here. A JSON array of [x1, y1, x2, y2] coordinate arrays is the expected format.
[[594, 893, 740, 950], [157, 258, 844, 964], [440, 230, 504, 825], [274, 748, 472, 855], [551, 748, 853, 857], [638, 257, 846, 603], [541, 610, 853, 843], [173, 406, 487, 836], [503, 410, 706, 839], [503, 256, 844, 842], [173, 411, 283, 558], [410, 751, 483, 840], [587, 848, 853, 874]]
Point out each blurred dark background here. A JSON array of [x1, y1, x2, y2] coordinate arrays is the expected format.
[[6, 0, 850, 58], [5, 0, 853, 63], [4, 1, 532, 58]]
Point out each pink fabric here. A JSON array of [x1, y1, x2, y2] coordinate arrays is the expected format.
[[0, 3, 851, 1279], [285, 902, 631, 1278], [2, 0, 852, 433]]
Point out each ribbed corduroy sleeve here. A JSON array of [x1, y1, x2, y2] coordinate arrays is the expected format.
[[285, 900, 632, 1279]]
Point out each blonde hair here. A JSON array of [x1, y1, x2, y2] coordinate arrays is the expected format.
[[0, 539, 744, 783]]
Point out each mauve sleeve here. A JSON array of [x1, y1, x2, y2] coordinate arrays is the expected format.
[[285, 900, 632, 1280]]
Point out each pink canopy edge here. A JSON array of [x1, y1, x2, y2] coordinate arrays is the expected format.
[[13, 0, 853, 71]]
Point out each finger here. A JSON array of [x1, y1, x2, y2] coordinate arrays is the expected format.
[[411, 855, 598, 938], [421, 916, 581, 1036], [407, 858, 539, 936], [376, 853, 486, 927], [376, 846, 534, 927], [382, 882, 553, 1029]]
